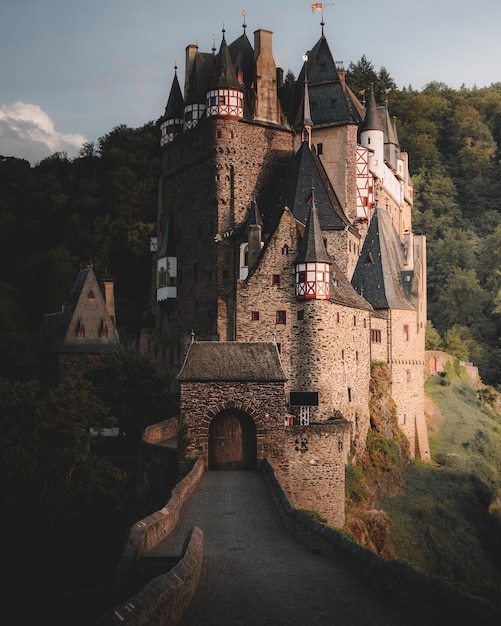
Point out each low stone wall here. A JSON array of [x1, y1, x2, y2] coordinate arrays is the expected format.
[[99, 526, 203, 626], [114, 457, 205, 590], [261, 458, 501, 626], [143, 417, 179, 445]]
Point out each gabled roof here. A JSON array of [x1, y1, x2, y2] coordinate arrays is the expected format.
[[37, 268, 120, 354], [279, 141, 350, 230], [177, 341, 287, 382], [351, 208, 414, 310]]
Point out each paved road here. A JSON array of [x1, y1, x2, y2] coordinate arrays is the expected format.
[[147, 471, 425, 626]]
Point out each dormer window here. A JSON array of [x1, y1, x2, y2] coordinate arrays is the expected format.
[[99, 320, 108, 338], [88, 291, 95, 299]]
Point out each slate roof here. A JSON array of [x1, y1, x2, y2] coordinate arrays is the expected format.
[[351, 208, 414, 310], [360, 87, 384, 133], [161, 70, 183, 122], [177, 341, 287, 382], [295, 201, 331, 264], [278, 141, 350, 230], [279, 34, 357, 129], [210, 33, 242, 91]]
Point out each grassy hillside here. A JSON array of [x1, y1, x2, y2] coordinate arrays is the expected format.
[[380, 364, 501, 606]]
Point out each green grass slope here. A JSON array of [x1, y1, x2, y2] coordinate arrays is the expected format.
[[380, 366, 501, 606]]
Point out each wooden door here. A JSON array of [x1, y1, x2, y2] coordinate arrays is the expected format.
[[209, 411, 256, 470]]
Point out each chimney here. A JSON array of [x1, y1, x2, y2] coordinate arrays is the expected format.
[[102, 280, 116, 328], [184, 44, 198, 99], [253, 29, 280, 124]]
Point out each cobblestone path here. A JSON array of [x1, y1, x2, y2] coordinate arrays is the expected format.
[[147, 471, 425, 626]]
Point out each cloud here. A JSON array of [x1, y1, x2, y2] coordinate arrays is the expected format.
[[0, 101, 88, 163]]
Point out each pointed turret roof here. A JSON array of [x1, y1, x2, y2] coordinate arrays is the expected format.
[[295, 198, 331, 265], [161, 68, 183, 122], [361, 85, 384, 133], [351, 208, 414, 310], [210, 30, 242, 91]]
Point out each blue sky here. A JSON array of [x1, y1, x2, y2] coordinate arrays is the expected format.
[[1, 0, 500, 163]]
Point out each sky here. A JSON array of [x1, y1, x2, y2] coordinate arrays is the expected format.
[[1, 0, 500, 164]]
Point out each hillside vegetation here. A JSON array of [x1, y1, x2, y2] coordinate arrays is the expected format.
[[356, 361, 501, 607]]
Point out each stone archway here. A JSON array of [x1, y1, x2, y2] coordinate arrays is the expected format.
[[208, 408, 257, 470]]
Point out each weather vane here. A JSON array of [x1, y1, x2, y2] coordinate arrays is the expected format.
[[311, 2, 335, 13]]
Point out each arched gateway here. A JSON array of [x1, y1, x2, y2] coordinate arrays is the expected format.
[[208, 408, 257, 470], [177, 341, 287, 469]]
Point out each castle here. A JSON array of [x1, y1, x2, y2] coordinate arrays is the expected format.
[[140, 17, 430, 525]]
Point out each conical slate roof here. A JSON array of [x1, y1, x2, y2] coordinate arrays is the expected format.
[[360, 86, 384, 133], [351, 208, 414, 310], [210, 32, 242, 91], [162, 70, 183, 121], [295, 201, 331, 264]]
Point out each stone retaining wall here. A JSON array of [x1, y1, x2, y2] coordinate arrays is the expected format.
[[113, 457, 204, 590], [99, 526, 203, 626], [261, 458, 501, 626]]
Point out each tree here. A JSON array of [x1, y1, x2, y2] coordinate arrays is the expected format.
[[425, 321, 442, 350], [85, 345, 172, 438]]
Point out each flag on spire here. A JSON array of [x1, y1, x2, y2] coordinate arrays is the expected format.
[[311, 3, 323, 12]]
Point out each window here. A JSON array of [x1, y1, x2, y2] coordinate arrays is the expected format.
[[353, 315, 357, 326], [251, 311, 260, 321], [298, 270, 306, 283], [404, 324, 409, 342], [276, 342, 282, 353], [297, 309, 304, 321], [217, 130, 222, 138], [272, 274, 281, 286], [371, 329, 382, 343], [276, 310, 286, 324], [336, 312, 340, 323], [88, 291, 95, 299], [317, 143, 323, 155], [348, 388, 352, 402]]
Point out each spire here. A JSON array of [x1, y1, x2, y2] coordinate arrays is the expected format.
[[300, 55, 314, 148], [160, 67, 184, 145], [209, 30, 241, 91], [296, 190, 331, 265], [162, 66, 184, 121], [361, 84, 384, 133]]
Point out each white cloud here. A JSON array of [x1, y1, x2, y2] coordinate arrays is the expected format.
[[0, 101, 88, 163]]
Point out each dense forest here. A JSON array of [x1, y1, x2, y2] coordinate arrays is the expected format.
[[2, 59, 501, 388]]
